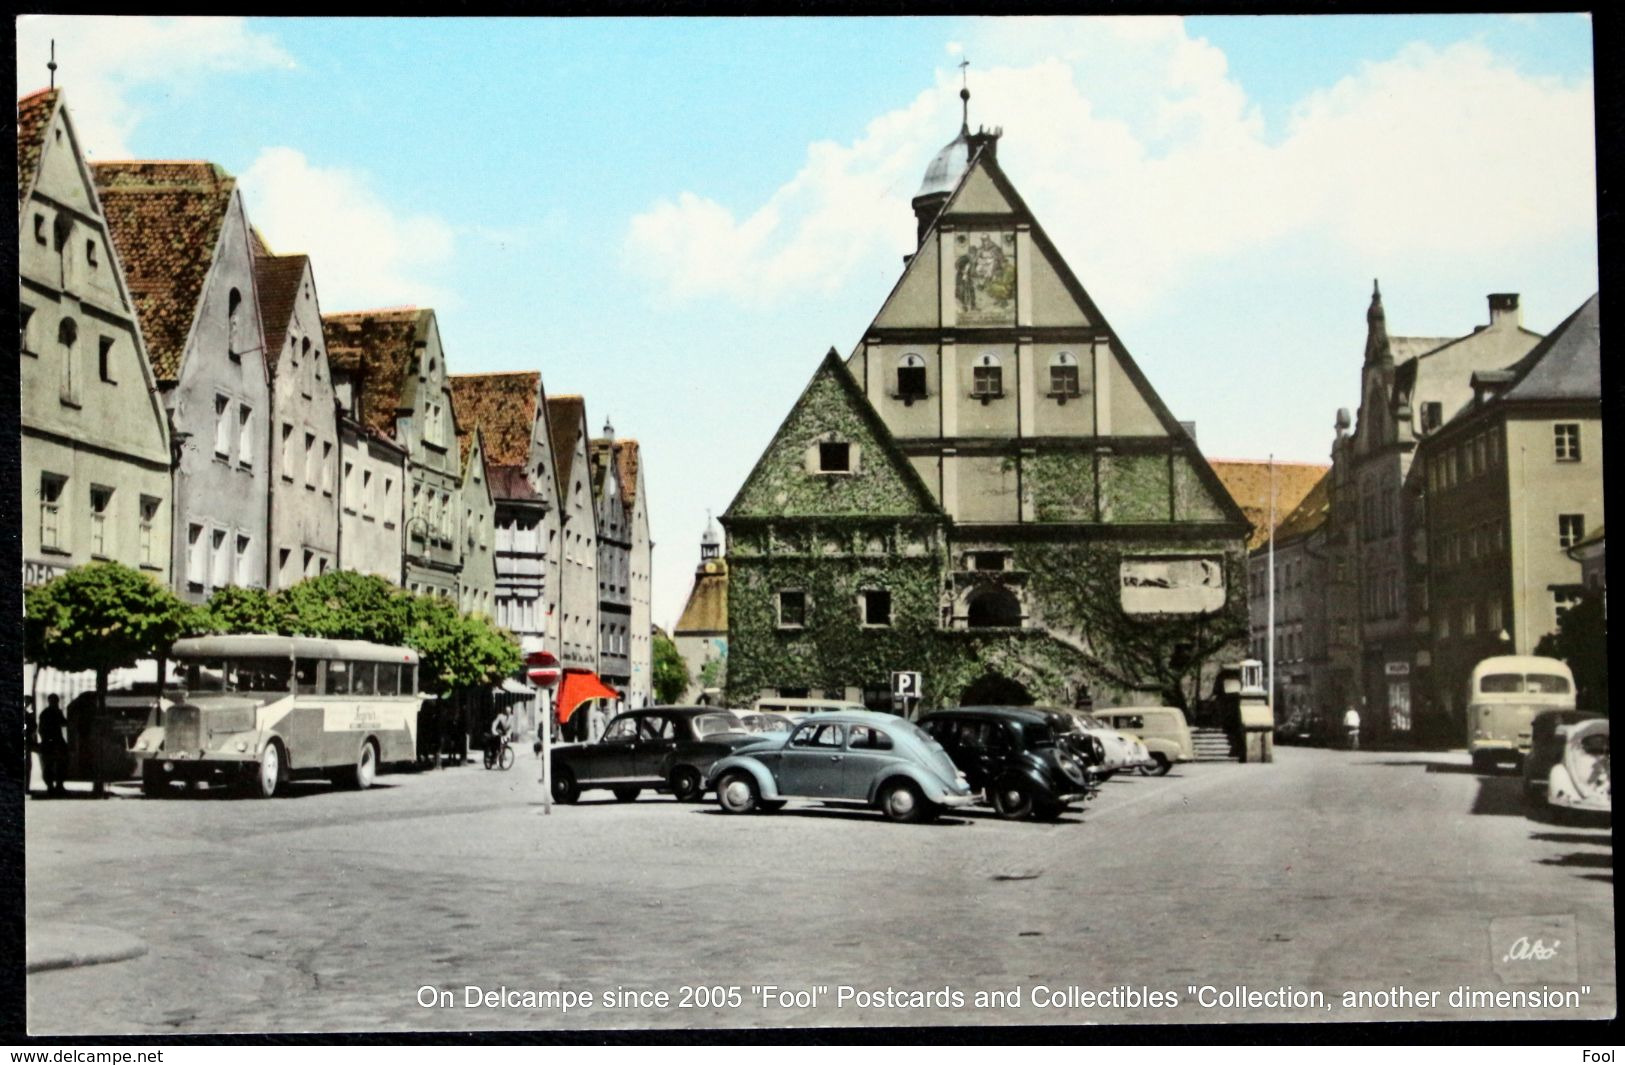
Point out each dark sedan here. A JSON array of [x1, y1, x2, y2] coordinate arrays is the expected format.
[[918, 706, 1094, 820], [549, 708, 759, 804]]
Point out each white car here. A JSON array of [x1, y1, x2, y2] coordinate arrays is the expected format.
[[1059, 710, 1157, 776]]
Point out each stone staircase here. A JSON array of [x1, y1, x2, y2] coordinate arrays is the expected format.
[[1191, 728, 1236, 762]]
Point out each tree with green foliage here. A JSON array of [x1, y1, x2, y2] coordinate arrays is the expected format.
[[204, 585, 291, 635], [280, 570, 409, 643], [1536, 592, 1609, 715], [652, 631, 690, 705], [402, 592, 522, 695], [25, 563, 204, 791]]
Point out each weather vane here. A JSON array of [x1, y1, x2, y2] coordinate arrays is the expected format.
[[48, 39, 57, 90]]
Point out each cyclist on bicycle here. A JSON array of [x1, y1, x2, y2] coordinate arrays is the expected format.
[[487, 706, 514, 764]]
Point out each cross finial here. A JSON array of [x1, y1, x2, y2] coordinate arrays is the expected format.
[[48, 39, 57, 90]]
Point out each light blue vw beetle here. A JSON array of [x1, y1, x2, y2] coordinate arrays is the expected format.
[[705, 710, 975, 822]]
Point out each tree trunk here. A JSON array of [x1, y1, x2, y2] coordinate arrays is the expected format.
[[92, 667, 108, 796]]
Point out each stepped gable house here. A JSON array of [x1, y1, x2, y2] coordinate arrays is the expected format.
[[547, 395, 601, 678], [452, 417, 498, 618], [19, 89, 173, 594], [253, 247, 341, 587], [94, 159, 270, 603], [722, 92, 1251, 712], [448, 371, 566, 664], [589, 423, 654, 709], [323, 308, 463, 599]]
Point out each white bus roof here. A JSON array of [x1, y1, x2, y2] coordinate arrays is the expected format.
[[1470, 655, 1573, 677], [171, 634, 419, 665]]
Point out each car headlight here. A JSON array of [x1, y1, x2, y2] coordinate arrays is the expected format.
[[1090, 737, 1105, 763], [1061, 757, 1086, 785], [236, 741, 248, 753]]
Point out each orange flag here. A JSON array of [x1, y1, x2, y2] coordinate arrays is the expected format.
[[556, 669, 622, 724]]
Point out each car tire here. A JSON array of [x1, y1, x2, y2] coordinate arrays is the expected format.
[[552, 767, 581, 805], [878, 779, 928, 824], [612, 786, 641, 802], [1470, 751, 1495, 773], [669, 766, 703, 803], [141, 765, 168, 798], [992, 781, 1034, 820], [716, 771, 760, 815], [253, 742, 282, 799], [1145, 754, 1171, 776]]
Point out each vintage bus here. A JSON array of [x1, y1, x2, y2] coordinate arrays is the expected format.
[[135, 635, 423, 798], [1466, 655, 1576, 772]]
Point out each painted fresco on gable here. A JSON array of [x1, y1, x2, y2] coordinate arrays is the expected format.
[[953, 230, 1016, 326]]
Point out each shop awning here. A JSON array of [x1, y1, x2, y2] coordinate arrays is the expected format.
[[557, 669, 621, 724]]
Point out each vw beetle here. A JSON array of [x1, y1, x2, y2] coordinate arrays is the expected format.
[[705, 710, 974, 823]]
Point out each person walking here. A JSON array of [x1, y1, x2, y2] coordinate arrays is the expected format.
[[38, 694, 68, 796], [1343, 705, 1362, 752]]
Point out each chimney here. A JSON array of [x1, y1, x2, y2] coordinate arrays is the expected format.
[[1488, 293, 1521, 329]]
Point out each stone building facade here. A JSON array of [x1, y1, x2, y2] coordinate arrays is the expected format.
[[455, 425, 497, 618], [334, 371, 408, 583], [324, 308, 462, 599], [1324, 285, 1542, 740], [253, 250, 340, 587], [1245, 470, 1333, 736], [95, 160, 271, 604], [19, 90, 173, 596], [547, 396, 601, 676], [675, 518, 728, 703], [590, 426, 633, 706], [723, 100, 1250, 713], [1415, 293, 1602, 730]]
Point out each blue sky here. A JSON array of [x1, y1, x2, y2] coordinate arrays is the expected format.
[[16, 15, 1598, 630]]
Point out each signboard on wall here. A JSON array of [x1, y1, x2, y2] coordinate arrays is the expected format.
[[1119, 556, 1225, 615]]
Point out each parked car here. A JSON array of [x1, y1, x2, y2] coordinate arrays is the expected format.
[[751, 696, 869, 716], [1092, 707, 1195, 775], [706, 710, 974, 823], [918, 707, 1094, 820], [735, 711, 797, 735], [1530, 715, 1609, 818], [550, 707, 758, 804], [1057, 709, 1155, 776], [64, 688, 172, 785]]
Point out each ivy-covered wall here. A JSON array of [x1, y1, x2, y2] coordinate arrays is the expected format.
[[728, 369, 933, 520], [1027, 452, 1097, 522], [1100, 452, 1170, 522]]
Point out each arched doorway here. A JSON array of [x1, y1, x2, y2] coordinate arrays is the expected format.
[[960, 673, 1033, 707], [966, 585, 1022, 628]]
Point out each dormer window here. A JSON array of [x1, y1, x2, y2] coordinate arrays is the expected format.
[[819, 441, 850, 473], [1420, 401, 1442, 432], [1049, 351, 1080, 401], [896, 353, 927, 402], [972, 353, 1003, 401]]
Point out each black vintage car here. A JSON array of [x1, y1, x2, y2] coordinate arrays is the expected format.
[[918, 706, 1095, 820], [550, 707, 760, 804]]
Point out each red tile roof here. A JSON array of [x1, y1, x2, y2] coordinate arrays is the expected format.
[[252, 254, 308, 361], [93, 161, 237, 383], [17, 88, 58, 207], [588, 437, 644, 519], [547, 395, 587, 492], [1209, 459, 1329, 550], [1270, 468, 1331, 545], [448, 372, 540, 468], [322, 308, 427, 438]]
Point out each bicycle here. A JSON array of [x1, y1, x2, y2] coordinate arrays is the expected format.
[[483, 735, 515, 771]]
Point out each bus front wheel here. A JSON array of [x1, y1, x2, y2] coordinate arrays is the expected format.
[[336, 739, 378, 790], [254, 743, 283, 799]]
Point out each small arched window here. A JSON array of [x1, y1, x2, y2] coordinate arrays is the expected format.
[[1049, 350, 1080, 399], [896, 352, 927, 401], [972, 352, 1003, 399], [227, 288, 243, 356], [58, 318, 80, 404]]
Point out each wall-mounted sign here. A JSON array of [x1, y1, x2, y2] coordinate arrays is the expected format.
[[1385, 661, 1411, 676], [1120, 556, 1225, 615]]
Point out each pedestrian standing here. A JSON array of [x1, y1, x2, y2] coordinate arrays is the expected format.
[[1343, 705, 1362, 752], [38, 694, 68, 796], [24, 697, 38, 794]]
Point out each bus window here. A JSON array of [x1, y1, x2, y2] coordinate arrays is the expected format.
[[327, 661, 351, 695], [401, 664, 416, 695], [376, 663, 399, 696], [1527, 674, 1572, 695], [350, 662, 376, 696], [185, 660, 226, 691], [1480, 674, 1524, 693], [232, 657, 293, 693], [295, 658, 321, 695]]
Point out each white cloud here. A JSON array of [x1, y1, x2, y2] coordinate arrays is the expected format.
[[624, 20, 1594, 319], [238, 147, 457, 312], [15, 15, 294, 158]]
